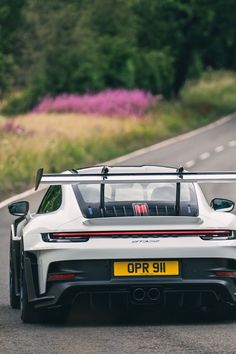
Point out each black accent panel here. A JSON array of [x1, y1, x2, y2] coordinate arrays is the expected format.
[[182, 258, 236, 279], [24, 252, 40, 297], [48, 260, 111, 283]]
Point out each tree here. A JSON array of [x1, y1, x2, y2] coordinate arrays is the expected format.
[[135, 0, 236, 95], [3, 0, 236, 110], [0, 0, 24, 97]]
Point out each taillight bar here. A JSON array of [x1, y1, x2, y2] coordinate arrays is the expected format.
[[42, 230, 235, 242], [50, 230, 231, 237]]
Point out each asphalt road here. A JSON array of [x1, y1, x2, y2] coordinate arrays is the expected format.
[[1, 115, 236, 354]]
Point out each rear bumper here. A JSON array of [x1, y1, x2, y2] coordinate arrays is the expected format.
[[24, 255, 236, 310]]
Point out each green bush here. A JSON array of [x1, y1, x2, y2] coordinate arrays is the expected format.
[[1, 86, 43, 115], [180, 70, 236, 116]]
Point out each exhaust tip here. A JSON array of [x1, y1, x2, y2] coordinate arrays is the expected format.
[[147, 288, 160, 301], [132, 288, 146, 302]]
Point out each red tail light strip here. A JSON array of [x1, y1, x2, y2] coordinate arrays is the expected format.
[[48, 273, 76, 281], [51, 230, 231, 238], [215, 271, 236, 277]]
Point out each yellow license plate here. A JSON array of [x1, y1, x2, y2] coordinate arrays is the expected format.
[[113, 260, 179, 276]]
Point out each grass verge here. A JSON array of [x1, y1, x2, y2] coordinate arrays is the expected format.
[[1, 70, 236, 200]]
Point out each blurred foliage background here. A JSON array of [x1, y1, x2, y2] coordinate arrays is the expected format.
[[1, 0, 236, 198], [1, 0, 236, 114]]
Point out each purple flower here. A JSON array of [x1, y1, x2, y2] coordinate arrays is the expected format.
[[31, 89, 156, 118], [1, 121, 33, 136]]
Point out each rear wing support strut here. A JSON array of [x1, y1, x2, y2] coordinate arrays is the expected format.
[[175, 166, 184, 216], [100, 166, 109, 217]]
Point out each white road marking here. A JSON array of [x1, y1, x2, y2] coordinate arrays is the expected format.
[[0, 112, 235, 210], [229, 140, 236, 147], [0, 187, 45, 210], [185, 160, 195, 168], [214, 145, 224, 153], [106, 113, 234, 165], [199, 152, 210, 160]]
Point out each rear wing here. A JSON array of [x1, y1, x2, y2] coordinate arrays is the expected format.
[[35, 166, 236, 217], [35, 166, 236, 190]]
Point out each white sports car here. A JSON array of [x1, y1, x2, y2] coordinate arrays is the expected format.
[[8, 165, 236, 323]]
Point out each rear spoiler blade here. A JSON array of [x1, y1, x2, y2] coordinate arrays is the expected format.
[[35, 168, 236, 190]]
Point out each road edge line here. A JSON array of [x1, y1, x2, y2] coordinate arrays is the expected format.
[[105, 113, 234, 164]]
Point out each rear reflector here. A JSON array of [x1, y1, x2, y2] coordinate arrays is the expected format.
[[215, 271, 236, 277], [48, 273, 76, 281]]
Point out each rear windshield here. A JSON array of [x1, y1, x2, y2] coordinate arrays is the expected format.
[[73, 182, 198, 218]]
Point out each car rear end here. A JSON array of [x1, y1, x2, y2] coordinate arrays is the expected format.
[[24, 166, 236, 314], [23, 225, 236, 314]]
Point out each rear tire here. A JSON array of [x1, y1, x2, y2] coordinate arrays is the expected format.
[[10, 267, 20, 309], [20, 265, 40, 324], [9, 243, 20, 309]]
